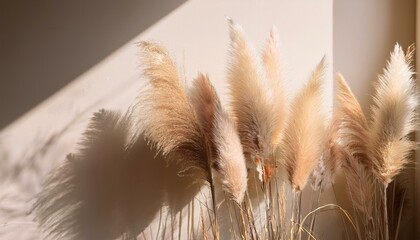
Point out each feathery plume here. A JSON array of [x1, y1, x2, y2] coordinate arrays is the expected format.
[[227, 19, 279, 182], [191, 74, 247, 203], [282, 57, 326, 191], [261, 26, 286, 145], [212, 104, 248, 204], [369, 44, 418, 185], [137, 41, 211, 182], [335, 74, 374, 213], [335, 74, 372, 167], [190, 73, 222, 157]]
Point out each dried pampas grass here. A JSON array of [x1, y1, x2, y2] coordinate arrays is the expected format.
[[335, 45, 419, 239], [368, 44, 418, 240], [227, 19, 279, 181], [212, 101, 247, 204], [278, 57, 326, 240], [138, 42, 223, 239], [281, 57, 326, 192], [261, 26, 286, 146], [190, 73, 221, 156], [29, 18, 418, 240], [191, 74, 247, 204], [335, 74, 372, 168], [137, 41, 211, 182], [369, 44, 418, 185], [335, 74, 374, 218]]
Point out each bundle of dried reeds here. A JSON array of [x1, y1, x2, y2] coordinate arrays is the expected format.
[[31, 21, 418, 240]]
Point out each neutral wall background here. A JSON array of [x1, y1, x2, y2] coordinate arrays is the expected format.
[[0, 0, 188, 129]]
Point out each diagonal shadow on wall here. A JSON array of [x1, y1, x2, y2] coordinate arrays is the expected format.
[[0, 0, 187, 129]]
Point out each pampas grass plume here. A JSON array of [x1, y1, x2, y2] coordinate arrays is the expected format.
[[282, 57, 326, 191], [227, 19, 277, 168], [336, 74, 374, 219], [191, 74, 247, 203], [369, 44, 418, 185], [261, 26, 286, 145], [138, 41, 211, 182]]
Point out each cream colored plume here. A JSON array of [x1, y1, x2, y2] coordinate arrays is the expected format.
[[335, 74, 372, 167], [335, 75, 374, 215], [191, 74, 247, 203], [190, 73, 221, 156], [227, 19, 279, 181], [261, 26, 286, 145], [369, 44, 418, 185], [282, 58, 326, 191], [137, 41, 210, 182]]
